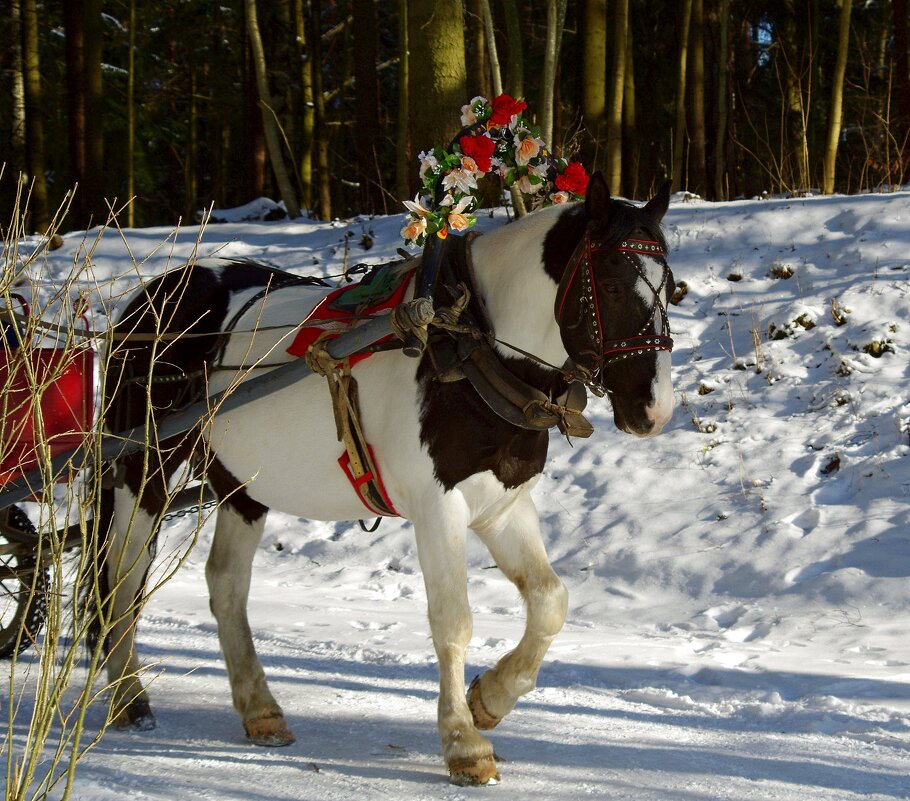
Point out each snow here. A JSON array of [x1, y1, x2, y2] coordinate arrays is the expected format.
[[5, 190, 910, 799]]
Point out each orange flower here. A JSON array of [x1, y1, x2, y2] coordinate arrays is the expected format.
[[514, 135, 542, 166], [400, 216, 427, 243]]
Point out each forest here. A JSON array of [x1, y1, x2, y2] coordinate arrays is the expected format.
[[2, 0, 909, 234]]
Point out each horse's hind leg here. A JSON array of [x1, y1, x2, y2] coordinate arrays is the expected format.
[[468, 490, 568, 729], [205, 491, 294, 746], [414, 503, 499, 786]]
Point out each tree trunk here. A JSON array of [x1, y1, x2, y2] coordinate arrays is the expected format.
[[606, 0, 628, 194], [63, 0, 86, 226], [894, 0, 910, 167], [781, 0, 810, 192], [184, 69, 198, 223], [353, 0, 384, 214], [582, 0, 607, 168], [311, 0, 332, 219], [10, 0, 27, 176], [688, 0, 707, 197], [127, 0, 136, 226], [503, 0, 524, 98], [407, 0, 467, 157], [622, 35, 639, 198], [479, 0, 501, 96], [243, 43, 267, 202], [295, 0, 314, 211], [823, 0, 853, 194], [672, 0, 693, 190], [539, 0, 567, 147], [480, 0, 525, 216], [395, 0, 411, 203], [245, 0, 301, 218], [83, 0, 105, 225], [467, 0, 491, 100], [21, 0, 50, 232], [713, 0, 730, 200]]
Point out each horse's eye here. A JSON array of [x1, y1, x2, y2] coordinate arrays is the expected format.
[[600, 280, 620, 295]]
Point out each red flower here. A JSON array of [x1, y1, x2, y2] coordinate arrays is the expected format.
[[555, 162, 589, 196], [459, 134, 496, 173], [489, 93, 527, 126]]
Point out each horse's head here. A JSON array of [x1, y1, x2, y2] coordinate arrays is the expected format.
[[549, 173, 675, 437]]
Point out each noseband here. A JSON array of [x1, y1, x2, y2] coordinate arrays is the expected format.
[[556, 233, 674, 388]]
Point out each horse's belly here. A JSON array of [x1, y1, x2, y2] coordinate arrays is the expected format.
[[206, 352, 427, 520]]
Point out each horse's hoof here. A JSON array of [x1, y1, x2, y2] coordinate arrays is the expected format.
[[244, 712, 295, 747], [467, 675, 501, 730], [448, 755, 501, 786], [112, 699, 157, 732]]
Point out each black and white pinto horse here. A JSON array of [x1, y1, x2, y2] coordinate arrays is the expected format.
[[94, 174, 675, 785]]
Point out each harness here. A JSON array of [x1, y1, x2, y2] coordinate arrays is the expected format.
[[420, 234, 594, 439], [555, 233, 674, 394]]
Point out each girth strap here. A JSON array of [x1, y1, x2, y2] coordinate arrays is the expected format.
[[313, 352, 399, 518]]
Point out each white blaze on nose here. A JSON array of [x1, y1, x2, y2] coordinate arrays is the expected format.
[[646, 350, 674, 433], [634, 259, 674, 435]]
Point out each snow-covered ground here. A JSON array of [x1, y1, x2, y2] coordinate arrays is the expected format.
[[5, 189, 910, 799]]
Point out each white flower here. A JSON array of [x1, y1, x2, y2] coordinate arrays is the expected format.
[[531, 162, 550, 179], [442, 168, 478, 194], [403, 194, 432, 217], [514, 174, 543, 194], [451, 195, 473, 214], [460, 97, 488, 125], [418, 151, 439, 180]]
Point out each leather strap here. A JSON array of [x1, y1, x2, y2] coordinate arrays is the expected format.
[[457, 336, 593, 438]]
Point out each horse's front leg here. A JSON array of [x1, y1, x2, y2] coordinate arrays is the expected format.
[[206, 502, 294, 746], [104, 487, 159, 731], [414, 505, 499, 786], [468, 490, 568, 730]]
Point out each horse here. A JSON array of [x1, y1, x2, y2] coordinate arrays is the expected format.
[[91, 172, 676, 786]]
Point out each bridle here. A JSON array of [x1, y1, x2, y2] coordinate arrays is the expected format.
[[555, 232, 674, 391]]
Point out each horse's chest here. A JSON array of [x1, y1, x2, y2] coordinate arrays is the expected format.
[[419, 380, 548, 492]]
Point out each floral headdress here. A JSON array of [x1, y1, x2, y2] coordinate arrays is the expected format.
[[401, 94, 590, 247]]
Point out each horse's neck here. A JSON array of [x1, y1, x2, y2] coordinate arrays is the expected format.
[[469, 205, 572, 369]]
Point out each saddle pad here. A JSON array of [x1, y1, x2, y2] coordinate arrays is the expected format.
[[287, 262, 415, 364]]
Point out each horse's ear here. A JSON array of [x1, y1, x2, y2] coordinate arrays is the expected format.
[[644, 180, 672, 222], [585, 171, 611, 219]]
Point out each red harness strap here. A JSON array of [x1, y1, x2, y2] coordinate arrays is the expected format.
[[338, 445, 400, 517], [290, 271, 412, 519]]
